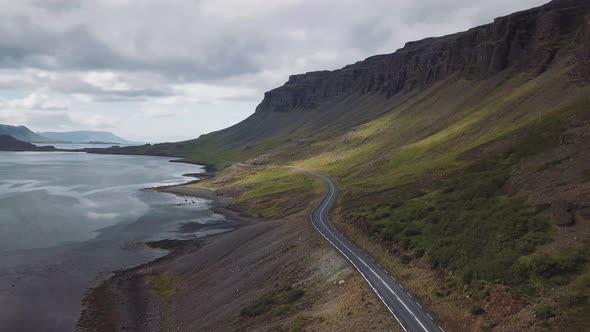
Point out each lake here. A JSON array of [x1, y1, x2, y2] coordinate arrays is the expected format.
[[0, 151, 222, 331]]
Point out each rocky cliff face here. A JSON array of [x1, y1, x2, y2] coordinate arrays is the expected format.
[[255, 0, 590, 114]]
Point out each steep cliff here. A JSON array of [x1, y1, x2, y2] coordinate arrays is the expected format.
[[111, 0, 590, 169], [255, 0, 590, 115]]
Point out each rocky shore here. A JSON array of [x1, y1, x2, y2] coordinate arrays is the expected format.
[[77, 181, 259, 332], [77, 172, 396, 332]]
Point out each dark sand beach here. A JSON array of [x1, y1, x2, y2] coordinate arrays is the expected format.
[[78, 183, 259, 331]]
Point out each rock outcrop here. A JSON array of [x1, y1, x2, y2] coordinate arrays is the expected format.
[[255, 0, 590, 114]]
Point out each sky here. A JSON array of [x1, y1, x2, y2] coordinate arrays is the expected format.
[[0, 0, 548, 142]]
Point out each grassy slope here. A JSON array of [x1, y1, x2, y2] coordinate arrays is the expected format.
[[191, 166, 324, 219], [282, 63, 590, 329], [172, 91, 407, 169], [188, 59, 590, 330]]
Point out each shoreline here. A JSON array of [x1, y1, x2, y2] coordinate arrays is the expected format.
[[76, 161, 398, 332], [78, 175, 261, 331], [78, 238, 202, 332], [0, 152, 217, 332]]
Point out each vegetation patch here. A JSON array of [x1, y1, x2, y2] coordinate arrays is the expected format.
[[288, 316, 307, 332], [549, 243, 590, 330], [173, 132, 291, 169], [240, 287, 305, 318], [361, 157, 552, 287], [148, 272, 179, 305], [534, 304, 556, 320], [471, 305, 485, 316], [147, 272, 179, 332], [232, 167, 323, 218], [355, 102, 590, 291], [240, 294, 275, 317]]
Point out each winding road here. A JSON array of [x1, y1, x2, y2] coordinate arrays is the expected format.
[[305, 169, 446, 332]]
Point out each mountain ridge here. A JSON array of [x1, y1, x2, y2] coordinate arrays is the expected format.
[[39, 130, 134, 144], [101, 0, 590, 171], [254, 0, 589, 115], [135, 0, 585, 169], [0, 124, 55, 143]]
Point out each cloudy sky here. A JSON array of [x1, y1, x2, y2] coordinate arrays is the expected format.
[[0, 0, 547, 142]]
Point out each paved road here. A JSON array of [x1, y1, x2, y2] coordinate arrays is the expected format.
[[306, 169, 446, 332]]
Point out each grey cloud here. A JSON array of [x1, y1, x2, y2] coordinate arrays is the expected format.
[[0, 16, 262, 82], [31, 0, 81, 13], [89, 89, 173, 102], [0, 0, 548, 97], [0, 0, 550, 139], [55, 77, 174, 102], [400, 0, 474, 25], [350, 20, 394, 53]]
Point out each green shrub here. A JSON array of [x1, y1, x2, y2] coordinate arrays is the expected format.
[[400, 255, 412, 265], [403, 225, 421, 237], [461, 270, 474, 284], [289, 316, 307, 332], [241, 288, 305, 318], [275, 305, 293, 316], [363, 158, 552, 287], [434, 288, 451, 298], [471, 305, 485, 315], [240, 295, 274, 317], [478, 286, 491, 300], [282, 289, 304, 304], [414, 248, 425, 258], [559, 293, 588, 307], [534, 304, 556, 320]]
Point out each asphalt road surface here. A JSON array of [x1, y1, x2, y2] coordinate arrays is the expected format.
[[307, 170, 446, 332]]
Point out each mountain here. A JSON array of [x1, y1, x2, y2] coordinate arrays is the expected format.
[[0, 135, 56, 151], [0, 124, 55, 143], [109, 0, 589, 330], [114, 0, 590, 168], [0, 125, 135, 144], [39, 131, 133, 144]]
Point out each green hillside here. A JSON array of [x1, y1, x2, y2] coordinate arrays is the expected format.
[[193, 68, 590, 330], [108, 1, 590, 329], [39, 131, 134, 144]]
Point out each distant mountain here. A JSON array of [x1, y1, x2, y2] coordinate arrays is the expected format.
[[0, 135, 56, 151], [39, 131, 134, 144], [0, 124, 55, 143]]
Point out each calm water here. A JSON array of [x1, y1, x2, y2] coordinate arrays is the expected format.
[[0, 151, 224, 331], [35, 142, 139, 150]]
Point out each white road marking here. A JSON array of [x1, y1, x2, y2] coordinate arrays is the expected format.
[[301, 169, 439, 332], [310, 215, 409, 332], [314, 177, 432, 332]]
